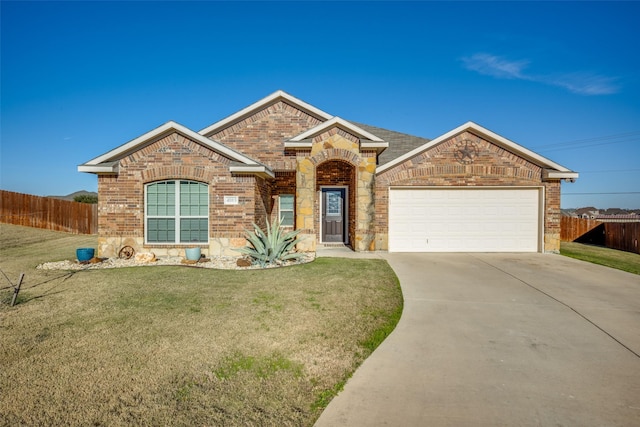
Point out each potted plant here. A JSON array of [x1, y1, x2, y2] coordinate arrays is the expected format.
[[185, 246, 201, 261], [76, 247, 95, 262]]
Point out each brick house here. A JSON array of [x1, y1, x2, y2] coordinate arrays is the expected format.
[[79, 90, 578, 257]]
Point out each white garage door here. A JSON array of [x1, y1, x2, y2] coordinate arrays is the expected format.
[[389, 188, 541, 252]]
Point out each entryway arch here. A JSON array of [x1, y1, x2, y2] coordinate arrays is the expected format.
[[316, 160, 356, 246]]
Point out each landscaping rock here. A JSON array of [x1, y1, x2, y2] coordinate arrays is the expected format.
[[37, 253, 314, 271], [134, 252, 156, 263], [236, 258, 252, 267]]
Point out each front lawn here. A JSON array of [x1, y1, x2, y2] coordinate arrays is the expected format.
[[0, 224, 403, 426], [560, 241, 640, 275]]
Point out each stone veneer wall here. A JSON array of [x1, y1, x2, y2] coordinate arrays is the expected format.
[[295, 130, 377, 252], [375, 131, 562, 252]]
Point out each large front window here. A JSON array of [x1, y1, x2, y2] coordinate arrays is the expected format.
[[145, 180, 209, 243]]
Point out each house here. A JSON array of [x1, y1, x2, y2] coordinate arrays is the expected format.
[[78, 90, 578, 257], [576, 207, 600, 219], [594, 214, 640, 223]]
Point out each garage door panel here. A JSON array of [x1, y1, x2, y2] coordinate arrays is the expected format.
[[389, 188, 540, 252]]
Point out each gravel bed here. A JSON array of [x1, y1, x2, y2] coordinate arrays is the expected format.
[[37, 254, 315, 271]]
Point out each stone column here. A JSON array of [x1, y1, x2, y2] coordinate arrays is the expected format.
[[355, 156, 377, 251], [296, 157, 316, 252]]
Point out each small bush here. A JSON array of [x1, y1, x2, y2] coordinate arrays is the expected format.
[[73, 194, 98, 204]]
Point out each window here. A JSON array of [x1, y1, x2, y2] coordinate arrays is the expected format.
[[146, 180, 209, 243], [279, 194, 294, 227], [326, 190, 342, 215]]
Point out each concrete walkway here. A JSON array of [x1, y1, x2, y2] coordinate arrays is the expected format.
[[314, 252, 640, 426]]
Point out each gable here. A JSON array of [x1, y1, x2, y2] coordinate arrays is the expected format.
[[377, 121, 578, 180], [285, 117, 388, 155], [125, 132, 240, 183], [379, 130, 544, 184], [203, 100, 325, 169], [78, 121, 272, 178], [199, 90, 333, 137]]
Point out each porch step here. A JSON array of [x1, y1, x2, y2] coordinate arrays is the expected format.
[[317, 243, 352, 249]]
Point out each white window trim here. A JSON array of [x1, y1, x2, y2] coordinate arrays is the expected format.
[[279, 194, 295, 227], [144, 180, 209, 245]]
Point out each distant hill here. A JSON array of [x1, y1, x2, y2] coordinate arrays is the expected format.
[[48, 190, 98, 202]]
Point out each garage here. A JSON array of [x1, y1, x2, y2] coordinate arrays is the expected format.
[[389, 187, 541, 252]]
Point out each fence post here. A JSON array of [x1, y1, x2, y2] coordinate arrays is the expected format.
[[10, 273, 25, 307]]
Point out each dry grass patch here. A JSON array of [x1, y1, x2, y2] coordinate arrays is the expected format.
[[0, 224, 402, 426]]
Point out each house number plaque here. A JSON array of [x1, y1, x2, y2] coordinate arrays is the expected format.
[[224, 196, 239, 205]]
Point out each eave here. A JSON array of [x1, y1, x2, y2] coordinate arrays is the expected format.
[[77, 161, 119, 174], [229, 164, 275, 179], [543, 170, 580, 181]]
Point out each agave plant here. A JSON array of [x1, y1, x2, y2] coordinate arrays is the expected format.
[[237, 217, 305, 267]]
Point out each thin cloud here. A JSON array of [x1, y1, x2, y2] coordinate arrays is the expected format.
[[549, 72, 620, 96], [461, 53, 531, 80], [461, 53, 620, 95]]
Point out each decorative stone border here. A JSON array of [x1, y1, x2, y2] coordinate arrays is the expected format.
[[36, 253, 316, 271]]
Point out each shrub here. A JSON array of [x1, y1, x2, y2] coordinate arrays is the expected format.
[[237, 217, 305, 267], [73, 194, 98, 204]]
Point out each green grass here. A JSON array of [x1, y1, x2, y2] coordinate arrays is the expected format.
[[560, 241, 640, 275], [0, 224, 403, 426]]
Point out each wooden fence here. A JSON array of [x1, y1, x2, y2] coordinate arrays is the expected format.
[[604, 222, 640, 254], [0, 190, 97, 234], [560, 217, 603, 242], [561, 216, 640, 255]]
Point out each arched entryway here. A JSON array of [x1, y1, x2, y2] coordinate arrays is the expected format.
[[316, 160, 356, 246]]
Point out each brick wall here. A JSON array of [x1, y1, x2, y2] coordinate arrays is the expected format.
[[209, 101, 321, 171], [96, 104, 565, 255], [375, 131, 561, 251], [98, 131, 260, 250], [543, 181, 561, 250]]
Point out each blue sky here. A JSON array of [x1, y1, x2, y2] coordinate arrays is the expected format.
[[1, 1, 639, 209]]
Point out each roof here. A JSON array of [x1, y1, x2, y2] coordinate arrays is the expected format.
[[353, 122, 431, 166], [594, 214, 640, 221], [78, 91, 578, 182]]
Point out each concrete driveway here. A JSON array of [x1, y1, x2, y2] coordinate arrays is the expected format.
[[314, 253, 640, 426]]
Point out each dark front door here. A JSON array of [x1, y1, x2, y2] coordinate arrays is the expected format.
[[322, 188, 346, 243]]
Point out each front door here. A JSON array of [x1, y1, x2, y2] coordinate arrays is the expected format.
[[322, 188, 346, 243]]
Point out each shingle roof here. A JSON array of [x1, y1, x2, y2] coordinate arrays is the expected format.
[[351, 122, 431, 166]]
